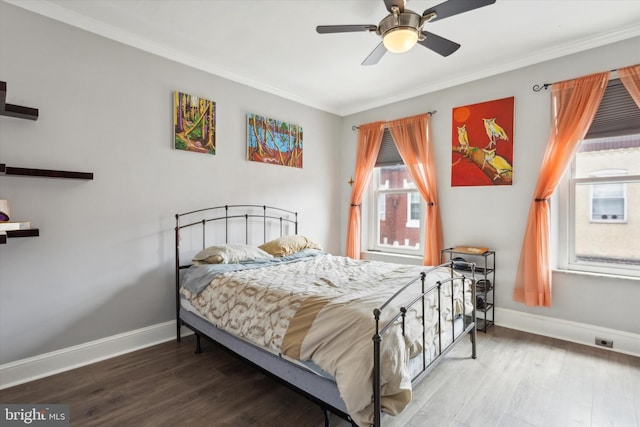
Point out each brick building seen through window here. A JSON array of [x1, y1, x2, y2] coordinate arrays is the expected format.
[[376, 166, 421, 250]]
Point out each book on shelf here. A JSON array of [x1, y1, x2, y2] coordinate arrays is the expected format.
[[452, 246, 489, 255], [0, 221, 32, 231]]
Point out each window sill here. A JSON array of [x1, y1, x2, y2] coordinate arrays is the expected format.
[[361, 250, 423, 265], [552, 268, 640, 282]]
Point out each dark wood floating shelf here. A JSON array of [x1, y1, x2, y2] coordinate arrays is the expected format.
[[0, 81, 39, 120], [0, 229, 40, 244], [0, 163, 93, 180]]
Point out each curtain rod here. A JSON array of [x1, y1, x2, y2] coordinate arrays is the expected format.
[[352, 110, 437, 131], [532, 69, 619, 92]]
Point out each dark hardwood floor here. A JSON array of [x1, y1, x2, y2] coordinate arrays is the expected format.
[[1, 326, 639, 426]]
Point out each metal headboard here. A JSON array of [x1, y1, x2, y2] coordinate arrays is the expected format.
[[176, 204, 297, 247], [174, 205, 298, 335], [175, 204, 298, 266]]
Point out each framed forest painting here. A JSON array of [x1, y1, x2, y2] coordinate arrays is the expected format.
[[174, 91, 216, 155], [247, 113, 303, 168], [451, 96, 514, 186]]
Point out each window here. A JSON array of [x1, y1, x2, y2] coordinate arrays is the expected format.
[[368, 129, 424, 255], [561, 78, 640, 276], [371, 165, 423, 254], [589, 169, 626, 223], [378, 190, 386, 221], [407, 192, 420, 228]]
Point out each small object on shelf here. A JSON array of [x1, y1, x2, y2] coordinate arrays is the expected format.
[[452, 256, 466, 266], [0, 221, 31, 231], [451, 256, 472, 271], [0, 81, 39, 120], [0, 199, 9, 221], [476, 279, 492, 292], [452, 245, 489, 254]]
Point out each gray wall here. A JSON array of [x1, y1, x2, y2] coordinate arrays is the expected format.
[[1, 2, 639, 366], [340, 36, 640, 335], [0, 3, 342, 364]]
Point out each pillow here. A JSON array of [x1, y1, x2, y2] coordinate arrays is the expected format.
[[259, 235, 322, 257], [192, 244, 273, 265]]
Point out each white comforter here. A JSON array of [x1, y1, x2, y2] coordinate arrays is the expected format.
[[181, 251, 472, 426]]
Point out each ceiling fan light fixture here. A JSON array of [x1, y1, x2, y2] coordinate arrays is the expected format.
[[378, 10, 422, 54], [383, 27, 419, 53]]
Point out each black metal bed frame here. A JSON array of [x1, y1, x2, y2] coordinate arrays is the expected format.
[[175, 204, 477, 427]]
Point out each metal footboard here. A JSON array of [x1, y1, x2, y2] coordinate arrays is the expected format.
[[372, 261, 477, 427]]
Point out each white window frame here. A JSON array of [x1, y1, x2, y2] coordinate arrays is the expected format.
[[556, 77, 640, 278], [563, 164, 640, 277], [369, 166, 424, 256]]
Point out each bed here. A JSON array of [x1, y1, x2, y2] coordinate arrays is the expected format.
[[175, 205, 477, 427]]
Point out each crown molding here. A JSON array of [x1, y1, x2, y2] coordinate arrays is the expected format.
[[2, 0, 336, 114], [4, 0, 640, 117], [340, 22, 640, 116]]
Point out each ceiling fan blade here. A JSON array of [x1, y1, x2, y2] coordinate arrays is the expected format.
[[423, 0, 496, 22], [383, 0, 405, 13], [362, 42, 388, 66], [316, 25, 377, 34], [418, 31, 461, 57]]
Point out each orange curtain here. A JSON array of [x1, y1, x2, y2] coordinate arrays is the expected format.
[[514, 72, 609, 307], [346, 121, 385, 259], [388, 114, 443, 265], [619, 64, 640, 107]]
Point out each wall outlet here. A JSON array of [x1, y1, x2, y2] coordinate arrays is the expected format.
[[595, 337, 613, 348]]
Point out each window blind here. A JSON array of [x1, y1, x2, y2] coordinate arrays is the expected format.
[[585, 78, 640, 139], [375, 129, 403, 167]]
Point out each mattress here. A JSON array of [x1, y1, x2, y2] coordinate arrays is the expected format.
[[182, 296, 464, 381], [179, 250, 472, 426]]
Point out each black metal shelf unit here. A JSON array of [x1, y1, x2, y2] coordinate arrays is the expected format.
[[441, 247, 495, 332]]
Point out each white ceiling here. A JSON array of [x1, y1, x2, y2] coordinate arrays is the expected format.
[[6, 0, 640, 116]]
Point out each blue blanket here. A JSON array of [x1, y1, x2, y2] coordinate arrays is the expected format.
[[182, 248, 324, 295]]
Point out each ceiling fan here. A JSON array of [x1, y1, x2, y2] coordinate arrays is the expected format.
[[316, 0, 496, 65]]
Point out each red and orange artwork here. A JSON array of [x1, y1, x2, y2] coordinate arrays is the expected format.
[[451, 96, 514, 186]]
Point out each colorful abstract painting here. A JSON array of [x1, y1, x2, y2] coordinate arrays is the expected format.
[[247, 113, 303, 168], [451, 96, 514, 186], [174, 91, 216, 155]]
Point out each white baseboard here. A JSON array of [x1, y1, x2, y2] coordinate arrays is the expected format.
[[495, 307, 640, 357], [0, 321, 192, 390]]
